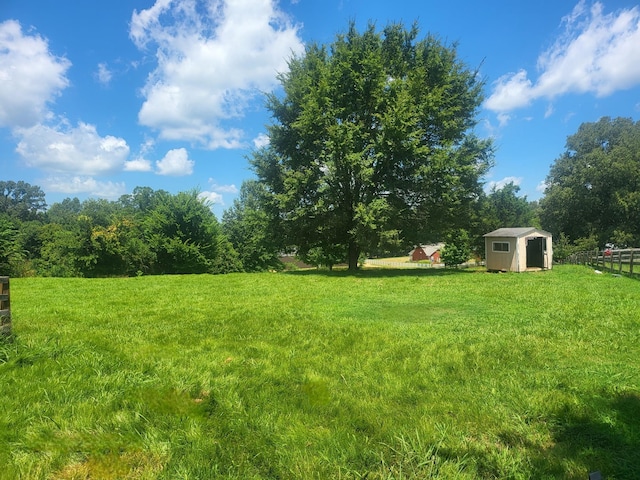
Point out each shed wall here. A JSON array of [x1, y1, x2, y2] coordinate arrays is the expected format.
[[485, 237, 518, 272]]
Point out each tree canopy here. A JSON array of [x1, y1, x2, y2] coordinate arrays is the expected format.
[[0, 184, 241, 277], [540, 117, 640, 247], [252, 22, 493, 269], [0, 180, 47, 221]]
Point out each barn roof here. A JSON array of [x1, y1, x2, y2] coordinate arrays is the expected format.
[[409, 243, 444, 256], [483, 227, 552, 238]]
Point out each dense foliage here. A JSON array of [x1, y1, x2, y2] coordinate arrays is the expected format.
[[440, 228, 472, 267], [252, 22, 493, 270], [221, 181, 283, 272], [0, 184, 241, 277], [540, 116, 640, 248]]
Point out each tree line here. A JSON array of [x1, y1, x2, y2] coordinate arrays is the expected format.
[[0, 177, 536, 277], [0, 184, 242, 277], [2, 23, 639, 276]]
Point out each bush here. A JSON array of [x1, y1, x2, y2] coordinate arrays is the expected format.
[[441, 229, 471, 267]]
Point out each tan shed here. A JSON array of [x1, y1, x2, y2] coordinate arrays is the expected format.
[[484, 227, 553, 272]]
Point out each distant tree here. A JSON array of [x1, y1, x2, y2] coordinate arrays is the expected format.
[[222, 180, 283, 272], [252, 21, 493, 270], [469, 182, 539, 258], [0, 216, 23, 275], [41, 188, 239, 276], [143, 189, 232, 274], [540, 117, 640, 247], [46, 197, 82, 225], [118, 186, 169, 216], [35, 223, 83, 277], [486, 182, 537, 229], [0, 181, 47, 221], [441, 229, 471, 267], [299, 244, 346, 271]]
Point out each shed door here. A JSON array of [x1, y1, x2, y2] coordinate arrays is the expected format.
[[526, 237, 545, 268]]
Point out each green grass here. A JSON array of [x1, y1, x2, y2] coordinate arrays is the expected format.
[[1, 266, 639, 479]]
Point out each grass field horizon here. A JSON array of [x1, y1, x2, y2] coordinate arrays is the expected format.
[[1, 266, 639, 479]]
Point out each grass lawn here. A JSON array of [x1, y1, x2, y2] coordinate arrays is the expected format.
[[1, 266, 639, 479]]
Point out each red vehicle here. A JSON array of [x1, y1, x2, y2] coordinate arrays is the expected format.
[[603, 243, 615, 256]]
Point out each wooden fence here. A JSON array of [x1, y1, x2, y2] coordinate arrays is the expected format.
[[567, 248, 640, 276], [0, 276, 10, 338]]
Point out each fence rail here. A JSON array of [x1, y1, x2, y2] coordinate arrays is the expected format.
[[567, 248, 640, 276], [364, 259, 483, 269]]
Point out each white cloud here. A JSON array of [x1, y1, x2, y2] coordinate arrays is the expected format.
[[497, 112, 511, 128], [199, 179, 239, 207], [130, 0, 304, 149], [544, 104, 554, 118], [124, 158, 153, 172], [486, 176, 523, 192], [43, 176, 126, 199], [485, 70, 534, 112], [536, 180, 548, 193], [206, 179, 238, 194], [15, 121, 130, 175], [96, 62, 113, 86], [0, 20, 71, 128], [485, 1, 640, 113], [253, 132, 271, 148], [198, 190, 224, 205], [155, 147, 194, 175]]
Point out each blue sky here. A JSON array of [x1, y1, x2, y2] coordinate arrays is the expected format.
[[2, 0, 640, 218]]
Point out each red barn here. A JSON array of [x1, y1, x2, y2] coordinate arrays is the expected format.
[[409, 243, 444, 263]]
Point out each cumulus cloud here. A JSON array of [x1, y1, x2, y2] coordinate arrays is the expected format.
[[253, 132, 271, 148], [485, 1, 640, 113], [43, 176, 126, 199], [155, 147, 194, 175], [130, 0, 304, 149], [124, 158, 153, 172], [0, 20, 71, 128], [199, 179, 238, 207], [198, 190, 224, 205], [206, 179, 238, 194], [536, 180, 548, 193], [15, 121, 130, 175], [486, 176, 523, 192]]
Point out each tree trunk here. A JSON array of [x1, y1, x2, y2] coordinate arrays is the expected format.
[[348, 241, 359, 271]]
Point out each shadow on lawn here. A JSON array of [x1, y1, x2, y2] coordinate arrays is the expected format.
[[488, 391, 640, 479], [545, 391, 640, 479]]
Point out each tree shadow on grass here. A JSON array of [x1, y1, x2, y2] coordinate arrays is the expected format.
[[544, 391, 640, 479], [484, 390, 640, 479]]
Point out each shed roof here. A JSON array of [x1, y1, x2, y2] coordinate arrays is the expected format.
[[483, 227, 552, 238]]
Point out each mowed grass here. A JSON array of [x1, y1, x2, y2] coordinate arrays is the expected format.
[[1, 266, 639, 479]]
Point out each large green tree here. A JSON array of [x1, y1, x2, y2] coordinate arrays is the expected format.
[[540, 117, 640, 247], [475, 182, 538, 234], [252, 22, 493, 270], [222, 180, 283, 272], [142, 189, 240, 274], [0, 180, 47, 221]]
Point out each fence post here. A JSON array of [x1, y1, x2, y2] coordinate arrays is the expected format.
[[0, 276, 10, 338], [609, 250, 614, 272], [631, 250, 635, 275], [618, 250, 623, 274]]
